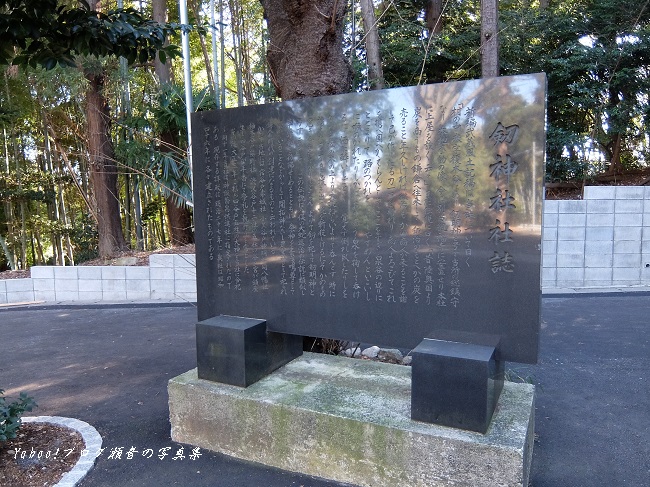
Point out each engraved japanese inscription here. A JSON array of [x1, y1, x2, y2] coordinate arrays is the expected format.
[[193, 74, 546, 363]]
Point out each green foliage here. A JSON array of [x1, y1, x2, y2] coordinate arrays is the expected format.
[[499, 0, 650, 179], [149, 84, 216, 205], [378, 0, 481, 86], [0, 167, 57, 203], [3, 0, 650, 264], [113, 82, 215, 210], [68, 213, 98, 264], [152, 84, 191, 142], [141, 196, 165, 225], [153, 84, 217, 139], [376, 0, 650, 181], [0, 389, 37, 442], [0, 0, 181, 69]]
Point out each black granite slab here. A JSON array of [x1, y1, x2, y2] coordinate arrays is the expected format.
[[196, 315, 302, 387], [411, 334, 504, 433], [192, 74, 546, 364]]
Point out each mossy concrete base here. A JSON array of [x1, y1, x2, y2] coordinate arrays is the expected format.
[[169, 353, 535, 487]]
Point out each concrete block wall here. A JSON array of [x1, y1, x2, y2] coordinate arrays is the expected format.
[[0, 254, 196, 304], [543, 186, 650, 289], [149, 254, 197, 301], [1, 278, 35, 304]]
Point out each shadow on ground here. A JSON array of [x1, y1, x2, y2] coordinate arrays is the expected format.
[[1, 296, 648, 486]]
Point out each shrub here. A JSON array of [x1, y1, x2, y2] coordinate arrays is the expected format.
[[0, 389, 37, 442]]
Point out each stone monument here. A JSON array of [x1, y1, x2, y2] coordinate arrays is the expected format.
[[170, 73, 545, 486]]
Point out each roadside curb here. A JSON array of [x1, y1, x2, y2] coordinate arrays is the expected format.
[[22, 416, 102, 487]]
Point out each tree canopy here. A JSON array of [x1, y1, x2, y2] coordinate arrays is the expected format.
[[1, 0, 650, 270], [0, 0, 179, 68], [378, 0, 650, 180]]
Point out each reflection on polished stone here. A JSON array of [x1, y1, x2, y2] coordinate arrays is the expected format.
[[192, 74, 546, 364]]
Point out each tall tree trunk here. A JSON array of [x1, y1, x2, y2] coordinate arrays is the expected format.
[[607, 133, 623, 175], [359, 0, 384, 90], [41, 108, 65, 265], [59, 181, 75, 266], [160, 121, 194, 245], [240, 18, 256, 104], [117, 9, 134, 250], [19, 201, 27, 268], [210, 0, 220, 105], [219, 0, 226, 107], [189, 0, 216, 99], [2, 80, 16, 269], [159, 205, 167, 245], [84, 0, 127, 258], [133, 179, 144, 250], [153, 0, 174, 84], [153, 0, 194, 246], [85, 71, 128, 257], [481, 0, 499, 78], [229, 0, 245, 106], [260, 0, 350, 352], [165, 194, 194, 245], [425, 0, 443, 35], [604, 84, 627, 176], [0, 234, 15, 270], [13, 127, 27, 268], [260, 0, 352, 100], [34, 230, 45, 264]]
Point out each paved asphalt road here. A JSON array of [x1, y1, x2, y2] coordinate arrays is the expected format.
[[1, 294, 648, 486]]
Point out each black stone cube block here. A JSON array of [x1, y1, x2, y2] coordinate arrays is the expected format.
[[196, 315, 302, 387], [411, 333, 504, 434]]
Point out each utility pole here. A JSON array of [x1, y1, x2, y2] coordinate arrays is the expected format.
[[210, 0, 220, 108], [179, 0, 195, 203]]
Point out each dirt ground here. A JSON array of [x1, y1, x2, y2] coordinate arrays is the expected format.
[[0, 422, 83, 487], [545, 168, 650, 199]]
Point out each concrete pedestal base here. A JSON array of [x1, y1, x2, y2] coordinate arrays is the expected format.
[[169, 353, 535, 487]]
